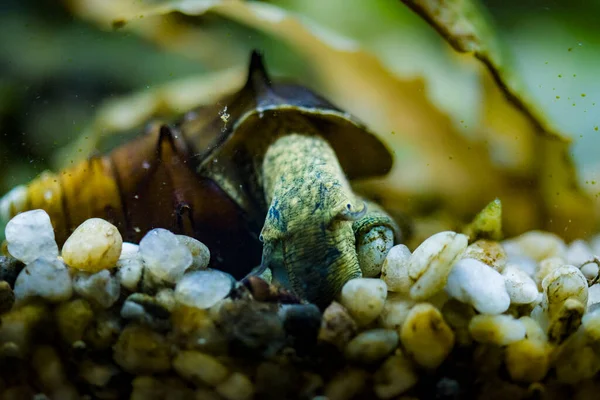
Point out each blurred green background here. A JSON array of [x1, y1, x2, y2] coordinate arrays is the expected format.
[[1, 0, 599, 243]]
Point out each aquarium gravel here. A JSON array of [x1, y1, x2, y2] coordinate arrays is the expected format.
[[3, 209, 600, 399]]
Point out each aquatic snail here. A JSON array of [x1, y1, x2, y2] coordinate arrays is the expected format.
[[0, 51, 402, 306]]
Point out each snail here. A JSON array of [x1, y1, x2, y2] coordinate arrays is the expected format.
[[1, 51, 402, 305]]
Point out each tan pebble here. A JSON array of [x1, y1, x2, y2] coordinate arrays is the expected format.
[[130, 376, 165, 400], [55, 299, 94, 345], [463, 239, 507, 272], [339, 278, 387, 326], [554, 329, 600, 384], [173, 350, 229, 387], [79, 360, 118, 387], [519, 316, 547, 343], [542, 265, 588, 319], [469, 314, 526, 346], [505, 339, 550, 382], [0, 302, 48, 355], [400, 303, 454, 369], [324, 368, 368, 400], [373, 353, 418, 399], [32, 345, 68, 392], [318, 301, 357, 349], [215, 372, 254, 400], [535, 257, 564, 290], [380, 244, 412, 294], [345, 329, 399, 364], [61, 218, 122, 272], [378, 293, 415, 331], [177, 235, 211, 270], [407, 231, 468, 300], [547, 298, 584, 344], [113, 325, 171, 374]]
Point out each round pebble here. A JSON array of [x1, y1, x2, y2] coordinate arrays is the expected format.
[[5, 209, 59, 264], [446, 258, 510, 314], [215, 372, 254, 400], [566, 239, 593, 267], [113, 325, 171, 374], [378, 293, 414, 331], [380, 244, 412, 294], [61, 218, 123, 272], [173, 350, 229, 387], [374, 353, 418, 399], [339, 278, 387, 326], [139, 228, 193, 284], [73, 270, 120, 309], [318, 301, 357, 348], [176, 235, 210, 270], [502, 264, 539, 305], [14, 258, 72, 303], [581, 262, 599, 281], [344, 329, 399, 364], [469, 314, 526, 345], [175, 269, 234, 309]]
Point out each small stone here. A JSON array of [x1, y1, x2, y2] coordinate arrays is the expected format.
[[31, 345, 73, 396], [373, 353, 418, 399], [378, 293, 415, 331], [84, 311, 121, 350], [176, 235, 210, 270], [588, 284, 600, 311], [79, 360, 119, 387], [344, 329, 399, 364], [505, 339, 550, 382], [502, 264, 539, 305], [535, 257, 564, 289], [339, 278, 387, 326], [324, 368, 368, 400], [380, 244, 411, 294], [113, 325, 171, 374], [356, 226, 394, 278], [442, 300, 476, 346], [5, 210, 59, 264], [155, 288, 176, 311], [0, 255, 24, 286], [318, 301, 357, 349], [469, 314, 526, 346], [121, 293, 171, 331], [14, 258, 72, 303], [462, 198, 502, 241], [61, 218, 122, 272], [175, 269, 234, 309], [462, 239, 507, 272], [581, 262, 599, 282], [0, 303, 48, 355], [566, 239, 593, 267], [553, 329, 600, 384], [139, 228, 193, 284], [445, 258, 510, 314], [400, 303, 454, 369], [502, 231, 567, 262], [173, 350, 229, 387], [73, 270, 120, 308], [0, 280, 14, 314], [117, 243, 143, 292], [542, 265, 588, 319], [215, 372, 254, 400], [55, 299, 94, 345], [280, 304, 322, 351], [547, 298, 584, 344], [171, 305, 225, 354], [407, 231, 468, 300]]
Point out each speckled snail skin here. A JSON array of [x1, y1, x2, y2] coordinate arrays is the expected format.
[[0, 51, 401, 306]]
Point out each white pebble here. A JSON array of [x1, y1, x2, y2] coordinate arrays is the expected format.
[[502, 264, 539, 305], [339, 278, 387, 326], [588, 284, 600, 310], [566, 239, 593, 267], [407, 231, 468, 300], [379, 293, 415, 330], [176, 235, 210, 270], [581, 262, 599, 281], [140, 228, 193, 284], [61, 218, 122, 273], [469, 314, 526, 345], [5, 209, 59, 264], [445, 258, 510, 314], [117, 244, 144, 292], [344, 329, 399, 364], [542, 265, 588, 319], [502, 231, 567, 262], [73, 270, 120, 308], [507, 255, 537, 278], [14, 258, 72, 303], [356, 226, 394, 278], [175, 269, 234, 309], [380, 245, 411, 294]]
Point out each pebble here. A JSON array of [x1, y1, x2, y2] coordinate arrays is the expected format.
[[566, 239, 593, 267], [344, 329, 399, 364], [553, 329, 600, 384], [215, 372, 254, 400], [581, 262, 599, 282], [61, 218, 123, 272], [373, 353, 418, 399], [468, 314, 526, 345], [324, 368, 368, 400], [378, 293, 415, 331], [502, 231, 567, 262], [13, 258, 72, 303], [502, 264, 539, 304], [380, 244, 411, 294], [548, 298, 585, 343], [4, 209, 59, 264], [176, 235, 210, 270], [339, 278, 387, 326], [78, 360, 119, 387], [445, 258, 510, 314], [0, 303, 48, 355], [356, 226, 394, 277], [407, 231, 468, 300], [318, 301, 357, 349], [116, 243, 144, 292], [535, 257, 564, 289], [542, 265, 588, 319], [588, 284, 600, 311], [400, 303, 454, 369], [441, 300, 476, 346], [0, 280, 14, 314], [173, 350, 229, 387], [54, 299, 94, 345], [280, 304, 322, 350], [113, 325, 171, 374], [73, 270, 120, 308], [120, 293, 171, 331], [174, 269, 234, 309], [0, 255, 24, 286], [462, 239, 507, 272], [139, 228, 193, 284], [505, 338, 550, 382]]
